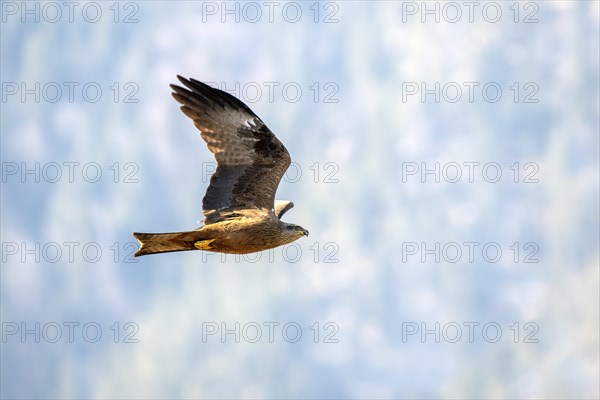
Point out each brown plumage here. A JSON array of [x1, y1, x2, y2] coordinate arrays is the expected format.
[[133, 76, 308, 257]]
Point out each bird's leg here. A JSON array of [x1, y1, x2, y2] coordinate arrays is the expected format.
[[194, 239, 217, 250]]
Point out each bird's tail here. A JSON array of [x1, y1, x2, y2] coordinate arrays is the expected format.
[[132, 231, 209, 257]]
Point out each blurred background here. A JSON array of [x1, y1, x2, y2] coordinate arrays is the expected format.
[[1, 1, 598, 398]]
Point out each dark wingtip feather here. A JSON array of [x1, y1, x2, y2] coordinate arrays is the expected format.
[[176, 75, 189, 85]]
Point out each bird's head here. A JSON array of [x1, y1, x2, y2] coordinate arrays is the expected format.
[[283, 223, 309, 240]]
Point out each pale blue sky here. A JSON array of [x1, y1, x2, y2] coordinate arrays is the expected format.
[[1, 1, 599, 399]]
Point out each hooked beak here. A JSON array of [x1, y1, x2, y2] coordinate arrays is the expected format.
[[303, 229, 309, 237]]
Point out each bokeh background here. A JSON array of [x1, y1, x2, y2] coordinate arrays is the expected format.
[[1, 1, 598, 399]]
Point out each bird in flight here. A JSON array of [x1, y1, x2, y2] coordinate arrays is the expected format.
[[133, 76, 308, 257]]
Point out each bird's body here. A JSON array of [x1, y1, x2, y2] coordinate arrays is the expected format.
[[133, 76, 308, 257], [134, 207, 305, 255]]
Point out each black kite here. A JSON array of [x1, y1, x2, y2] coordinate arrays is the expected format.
[[133, 76, 308, 257]]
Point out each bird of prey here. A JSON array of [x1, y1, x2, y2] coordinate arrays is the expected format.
[[133, 76, 308, 257]]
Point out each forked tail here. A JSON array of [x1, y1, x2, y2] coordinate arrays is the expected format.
[[132, 231, 207, 257]]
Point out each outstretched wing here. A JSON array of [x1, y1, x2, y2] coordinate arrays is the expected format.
[[274, 200, 294, 219], [170, 76, 291, 223]]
